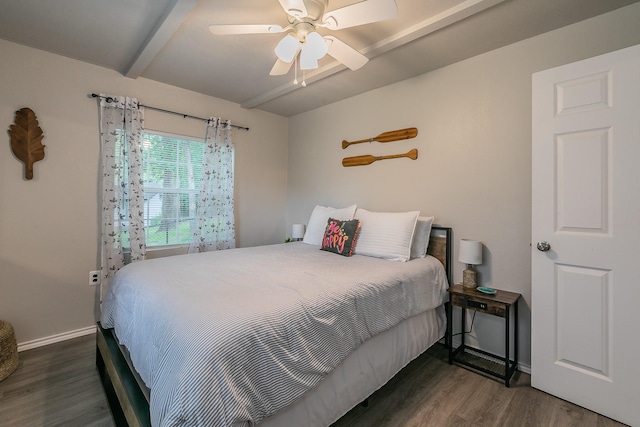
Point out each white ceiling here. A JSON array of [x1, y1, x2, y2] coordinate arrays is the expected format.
[[0, 0, 637, 117]]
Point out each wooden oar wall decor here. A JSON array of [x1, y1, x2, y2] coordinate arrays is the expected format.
[[341, 127, 419, 167], [342, 127, 417, 149], [342, 149, 418, 167]]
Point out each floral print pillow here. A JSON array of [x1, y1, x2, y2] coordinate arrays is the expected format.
[[320, 218, 361, 257]]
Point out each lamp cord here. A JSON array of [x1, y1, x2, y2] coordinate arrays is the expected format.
[[451, 310, 477, 337]]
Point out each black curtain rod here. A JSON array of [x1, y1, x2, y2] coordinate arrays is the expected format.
[[90, 93, 249, 131]]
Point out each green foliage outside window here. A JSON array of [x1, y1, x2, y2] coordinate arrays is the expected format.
[[141, 132, 205, 246]]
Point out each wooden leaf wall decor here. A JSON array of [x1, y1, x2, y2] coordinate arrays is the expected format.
[[8, 107, 45, 180]]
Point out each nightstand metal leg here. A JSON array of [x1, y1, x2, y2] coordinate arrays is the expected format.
[[505, 306, 510, 387], [447, 302, 453, 364], [461, 302, 467, 353], [514, 300, 519, 374]]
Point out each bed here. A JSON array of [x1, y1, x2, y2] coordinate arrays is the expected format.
[[96, 215, 452, 427]]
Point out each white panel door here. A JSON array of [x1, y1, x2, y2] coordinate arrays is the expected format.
[[532, 44, 640, 426]]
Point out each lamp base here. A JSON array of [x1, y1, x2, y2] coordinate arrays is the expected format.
[[462, 266, 477, 289]]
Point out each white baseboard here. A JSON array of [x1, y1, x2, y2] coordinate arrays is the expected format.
[[18, 325, 97, 352], [518, 363, 531, 375]]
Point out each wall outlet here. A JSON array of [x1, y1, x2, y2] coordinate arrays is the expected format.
[[89, 270, 100, 286]]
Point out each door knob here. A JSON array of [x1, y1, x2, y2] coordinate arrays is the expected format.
[[536, 241, 551, 252]]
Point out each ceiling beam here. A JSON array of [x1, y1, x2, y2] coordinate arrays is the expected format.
[[241, 0, 507, 109], [123, 0, 199, 78]]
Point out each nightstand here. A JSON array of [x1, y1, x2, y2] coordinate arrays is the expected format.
[[447, 284, 521, 387]]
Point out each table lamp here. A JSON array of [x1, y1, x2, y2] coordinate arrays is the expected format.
[[292, 224, 305, 241], [459, 239, 482, 289]]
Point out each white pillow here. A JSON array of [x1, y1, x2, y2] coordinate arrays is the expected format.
[[410, 216, 435, 259], [302, 204, 357, 246], [354, 209, 420, 262]]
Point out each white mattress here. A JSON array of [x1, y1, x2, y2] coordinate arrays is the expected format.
[[100, 242, 448, 426]]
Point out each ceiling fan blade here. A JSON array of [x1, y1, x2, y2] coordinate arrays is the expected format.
[[325, 36, 368, 70], [209, 24, 285, 35], [269, 59, 294, 75], [322, 0, 397, 30], [278, 0, 308, 19]]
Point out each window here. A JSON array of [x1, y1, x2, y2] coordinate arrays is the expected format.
[[140, 131, 205, 247]]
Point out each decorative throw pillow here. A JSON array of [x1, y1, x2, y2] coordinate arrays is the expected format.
[[320, 218, 361, 257]]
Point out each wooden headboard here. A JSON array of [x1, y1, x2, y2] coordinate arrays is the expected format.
[[427, 226, 452, 286]]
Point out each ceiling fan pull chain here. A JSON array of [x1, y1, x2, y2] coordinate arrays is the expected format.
[[302, 69, 307, 87], [294, 55, 299, 85]]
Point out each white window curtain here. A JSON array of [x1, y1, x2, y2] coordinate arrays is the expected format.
[[98, 95, 147, 297], [188, 118, 236, 253]]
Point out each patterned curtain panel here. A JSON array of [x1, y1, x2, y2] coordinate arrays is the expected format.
[[98, 95, 146, 298], [188, 118, 236, 253]]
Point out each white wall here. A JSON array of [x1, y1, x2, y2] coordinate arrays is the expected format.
[[0, 40, 288, 345], [286, 3, 640, 369]]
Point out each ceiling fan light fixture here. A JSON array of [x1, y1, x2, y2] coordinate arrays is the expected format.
[[299, 51, 318, 70], [299, 32, 327, 70], [275, 34, 301, 63], [306, 32, 328, 57]]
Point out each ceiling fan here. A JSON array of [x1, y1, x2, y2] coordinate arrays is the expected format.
[[209, 0, 397, 80]]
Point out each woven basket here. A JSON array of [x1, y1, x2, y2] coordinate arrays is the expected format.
[[0, 320, 18, 381]]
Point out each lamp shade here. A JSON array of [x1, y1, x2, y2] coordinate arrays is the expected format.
[[300, 32, 328, 70], [459, 239, 482, 265], [292, 224, 305, 240], [275, 34, 301, 63]]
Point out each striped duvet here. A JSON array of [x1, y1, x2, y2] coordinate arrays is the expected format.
[[100, 242, 448, 426]]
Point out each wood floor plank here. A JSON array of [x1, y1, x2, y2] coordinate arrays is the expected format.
[[455, 375, 516, 425], [0, 334, 629, 427], [499, 379, 556, 426], [332, 343, 628, 427], [549, 397, 600, 427], [0, 334, 114, 427]]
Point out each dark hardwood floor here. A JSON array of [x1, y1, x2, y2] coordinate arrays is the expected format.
[[333, 345, 626, 427], [0, 334, 626, 426], [0, 334, 114, 426]]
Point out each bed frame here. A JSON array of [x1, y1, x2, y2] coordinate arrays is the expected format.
[[96, 226, 452, 427]]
